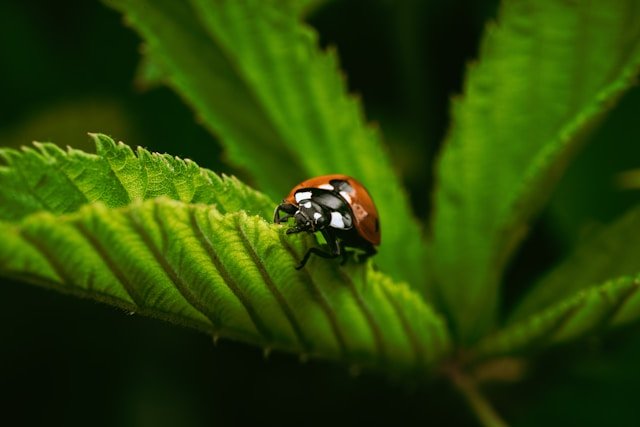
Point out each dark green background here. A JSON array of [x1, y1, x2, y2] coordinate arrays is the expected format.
[[2, 1, 640, 425]]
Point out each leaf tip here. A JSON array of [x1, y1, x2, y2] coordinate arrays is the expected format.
[[89, 133, 118, 156]]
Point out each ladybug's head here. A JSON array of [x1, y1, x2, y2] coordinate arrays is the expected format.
[[293, 198, 331, 232]]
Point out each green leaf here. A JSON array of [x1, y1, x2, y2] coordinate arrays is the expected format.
[[472, 275, 640, 360], [430, 0, 640, 342], [511, 205, 640, 322], [104, 0, 428, 291], [0, 140, 450, 373], [0, 133, 273, 222], [0, 197, 451, 374]]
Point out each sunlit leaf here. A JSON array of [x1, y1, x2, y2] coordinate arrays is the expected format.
[[0, 140, 450, 374], [511, 205, 640, 322], [0, 133, 273, 222], [0, 198, 450, 373], [473, 275, 640, 360], [105, 0, 428, 291], [431, 0, 640, 342]]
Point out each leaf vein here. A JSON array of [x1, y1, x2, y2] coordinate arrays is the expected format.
[[36, 147, 91, 205], [72, 220, 145, 308], [278, 235, 349, 360], [340, 270, 387, 365], [539, 300, 587, 350], [598, 280, 640, 330], [188, 207, 273, 343], [234, 215, 311, 353], [380, 284, 424, 369], [19, 229, 72, 286], [189, 1, 293, 156], [126, 206, 218, 330]]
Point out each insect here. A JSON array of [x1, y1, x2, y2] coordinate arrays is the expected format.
[[274, 174, 380, 269]]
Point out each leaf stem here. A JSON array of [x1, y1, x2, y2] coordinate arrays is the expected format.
[[447, 365, 508, 427]]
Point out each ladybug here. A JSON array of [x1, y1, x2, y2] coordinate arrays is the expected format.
[[274, 174, 380, 269]]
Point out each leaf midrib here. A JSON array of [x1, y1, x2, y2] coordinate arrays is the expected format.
[[188, 1, 312, 171]]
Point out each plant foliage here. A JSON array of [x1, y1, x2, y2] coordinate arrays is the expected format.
[[474, 275, 640, 360], [106, 0, 428, 291], [430, 0, 640, 342], [0, 136, 450, 374], [2, 0, 640, 425]]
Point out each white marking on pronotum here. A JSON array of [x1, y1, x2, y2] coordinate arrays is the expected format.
[[339, 191, 352, 203], [318, 183, 334, 190], [330, 211, 346, 229], [303, 202, 312, 208], [313, 212, 322, 220], [295, 191, 313, 202]]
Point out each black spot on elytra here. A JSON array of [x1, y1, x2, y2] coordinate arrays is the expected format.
[[329, 179, 353, 193]]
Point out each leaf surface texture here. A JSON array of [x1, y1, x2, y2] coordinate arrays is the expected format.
[[431, 0, 640, 341]]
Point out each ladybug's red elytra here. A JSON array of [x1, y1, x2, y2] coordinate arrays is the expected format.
[[274, 174, 380, 269]]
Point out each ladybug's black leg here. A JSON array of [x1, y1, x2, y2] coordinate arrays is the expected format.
[[296, 229, 341, 270], [322, 229, 341, 256], [286, 224, 308, 234], [354, 244, 377, 263], [273, 203, 297, 224], [339, 242, 349, 266], [296, 247, 337, 270]]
